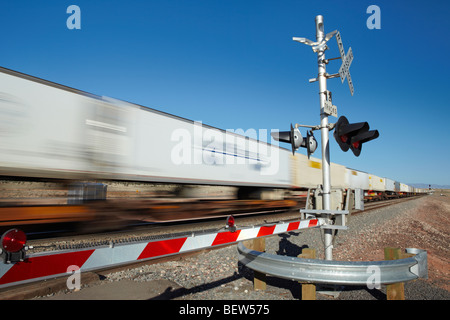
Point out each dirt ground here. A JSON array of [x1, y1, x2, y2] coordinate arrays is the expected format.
[[336, 191, 450, 291]]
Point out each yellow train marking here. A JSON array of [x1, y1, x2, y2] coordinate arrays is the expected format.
[[308, 161, 321, 169]]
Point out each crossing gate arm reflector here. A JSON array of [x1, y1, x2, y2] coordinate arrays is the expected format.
[[0, 218, 325, 288], [238, 244, 428, 285]]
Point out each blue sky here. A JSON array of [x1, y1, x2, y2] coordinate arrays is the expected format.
[[1, 0, 449, 186]]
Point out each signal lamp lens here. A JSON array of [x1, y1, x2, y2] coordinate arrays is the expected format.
[[340, 135, 348, 143], [352, 141, 360, 149], [1, 229, 27, 253], [226, 215, 235, 228]]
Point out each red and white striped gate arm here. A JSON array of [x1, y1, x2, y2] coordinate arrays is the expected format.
[[0, 218, 324, 288]]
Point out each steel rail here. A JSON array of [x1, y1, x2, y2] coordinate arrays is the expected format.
[[237, 243, 427, 285]]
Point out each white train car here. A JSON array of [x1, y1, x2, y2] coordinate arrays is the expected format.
[[0, 67, 290, 189], [122, 101, 291, 188], [290, 154, 346, 189], [0, 68, 95, 179], [384, 177, 397, 198], [368, 174, 385, 191], [399, 183, 409, 194], [366, 174, 385, 200], [0, 66, 427, 203], [394, 181, 401, 193], [331, 162, 348, 189], [384, 178, 395, 192], [345, 168, 369, 191]]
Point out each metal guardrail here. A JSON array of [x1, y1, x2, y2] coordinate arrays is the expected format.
[[237, 243, 427, 286]]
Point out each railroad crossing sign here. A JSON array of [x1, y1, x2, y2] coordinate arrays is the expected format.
[[336, 32, 354, 96]]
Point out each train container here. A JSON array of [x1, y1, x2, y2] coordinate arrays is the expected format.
[[384, 178, 395, 192], [0, 67, 291, 189], [400, 183, 409, 193], [383, 177, 396, 198], [290, 154, 322, 189], [345, 168, 369, 191], [290, 154, 346, 189], [123, 101, 292, 188], [394, 181, 401, 193], [368, 174, 385, 192], [0, 68, 95, 179], [331, 162, 348, 189]]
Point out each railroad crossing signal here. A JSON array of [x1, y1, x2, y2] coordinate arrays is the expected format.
[[292, 16, 368, 260], [333, 116, 379, 157], [336, 32, 354, 96], [271, 124, 317, 157]]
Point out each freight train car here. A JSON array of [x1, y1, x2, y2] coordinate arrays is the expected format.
[[0, 67, 290, 195], [384, 178, 396, 199], [0, 66, 426, 206], [345, 168, 369, 191], [290, 154, 346, 189], [367, 174, 385, 200]]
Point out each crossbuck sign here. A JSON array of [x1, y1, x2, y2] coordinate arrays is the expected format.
[[336, 32, 354, 96]]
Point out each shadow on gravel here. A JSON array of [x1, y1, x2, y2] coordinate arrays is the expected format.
[[276, 232, 309, 257], [147, 264, 388, 300], [147, 272, 245, 300]]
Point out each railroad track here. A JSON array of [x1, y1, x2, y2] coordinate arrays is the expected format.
[[26, 206, 304, 254], [14, 195, 421, 246], [354, 196, 422, 215], [24, 195, 421, 253], [0, 198, 304, 240], [0, 195, 423, 298]]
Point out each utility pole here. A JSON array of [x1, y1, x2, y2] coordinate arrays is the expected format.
[[292, 16, 342, 261], [276, 15, 376, 261], [314, 15, 333, 261]]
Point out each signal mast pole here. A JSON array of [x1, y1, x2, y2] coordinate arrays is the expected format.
[[315, 15, 333, 261], [292, 15, 358, 260]]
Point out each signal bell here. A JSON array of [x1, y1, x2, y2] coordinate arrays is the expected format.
[[303, 130, 318, 159], [333, 116, 379, 157]]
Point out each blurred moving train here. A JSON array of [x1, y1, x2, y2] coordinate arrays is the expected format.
[[0, 66, 427, 206]]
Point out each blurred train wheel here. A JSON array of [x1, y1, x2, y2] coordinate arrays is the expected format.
[[237, 187, 285, 200], [75, 212, 127, 234]]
